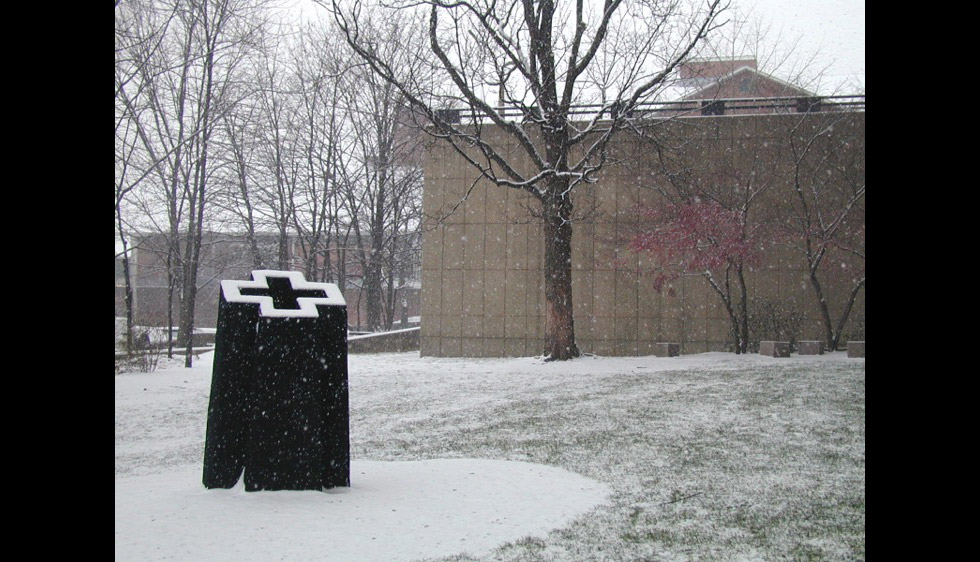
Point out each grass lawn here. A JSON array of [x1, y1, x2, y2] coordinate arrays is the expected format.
[[347, 352, 865, 561], [116, 351, 865, 561]]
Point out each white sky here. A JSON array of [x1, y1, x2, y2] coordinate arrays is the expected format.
[[734, 0, 865, 90], [288, 0, 865, 92]]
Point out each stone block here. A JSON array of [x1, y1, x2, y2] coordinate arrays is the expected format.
[[759, 341, 790, 357], [847, 341, 865, 358], [654, 342, 680, 357]]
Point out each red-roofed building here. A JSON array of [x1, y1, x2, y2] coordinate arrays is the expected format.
[[673, 57, 825, 115]]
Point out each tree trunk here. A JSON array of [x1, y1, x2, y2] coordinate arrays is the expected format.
[[363, 172, 387, 332], [832, 278, 865, 351], [277, 227, 290, 270], [705, 271, 744, 354], [541, 189, 580, 361], [180, 206, 204, 368], [808, 270, 836, 351], [166, 248, 178, 359], [116, 209, 135, 353], [364, 257, 383, 332], [736, 265, 749, 354], [178, 283, 196, 365]]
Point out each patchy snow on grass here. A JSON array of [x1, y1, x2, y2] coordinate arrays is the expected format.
[[115, 350, 865, 561]]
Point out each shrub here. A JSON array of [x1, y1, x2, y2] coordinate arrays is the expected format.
[[747, 297, 803, 353], [115, 328, 161, 373]]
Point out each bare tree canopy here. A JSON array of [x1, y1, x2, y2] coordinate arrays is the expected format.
[[324, 0, 727, 360], [118, 1, 427, 349]]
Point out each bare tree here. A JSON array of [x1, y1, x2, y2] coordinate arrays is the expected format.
[[783, 111, 865, 351], [118, 0, 271, 366], [325, 0, 726, 359], [116, 0, 194, 357], [338, 29, 425, 331], [117, 0, 178, 352], [679, 17, 865, 351], [286, 24, 357, 285], [206, 15, 422, 334], [215, 71, 268, 269], [115, 114, 140, 353], [252, 35, 304, 270]]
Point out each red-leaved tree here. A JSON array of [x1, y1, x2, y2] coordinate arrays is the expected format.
[[628, 197, 763, 354]]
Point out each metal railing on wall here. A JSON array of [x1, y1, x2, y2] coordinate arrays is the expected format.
[[434, 95, 865, 124]]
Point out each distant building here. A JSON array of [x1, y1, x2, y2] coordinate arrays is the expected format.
[[671, 57, 826, 115], [115, 231, 421, 331]]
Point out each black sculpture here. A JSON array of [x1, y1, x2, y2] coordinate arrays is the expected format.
[[203, 270, 350, 491]]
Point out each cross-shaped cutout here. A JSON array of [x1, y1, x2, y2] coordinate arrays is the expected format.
[[221, 270, 346, 318], [238, 276, 327, 310]]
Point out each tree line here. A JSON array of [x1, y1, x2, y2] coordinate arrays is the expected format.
[[116, 0, 424, 365], [118, 0, 862, 362]]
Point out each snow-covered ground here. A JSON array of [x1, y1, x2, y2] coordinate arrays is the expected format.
[[115, 350, 865, 561]]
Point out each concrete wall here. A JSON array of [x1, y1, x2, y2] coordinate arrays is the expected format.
[[420, 111, 865, 357], [348, 328, 421, 354]]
